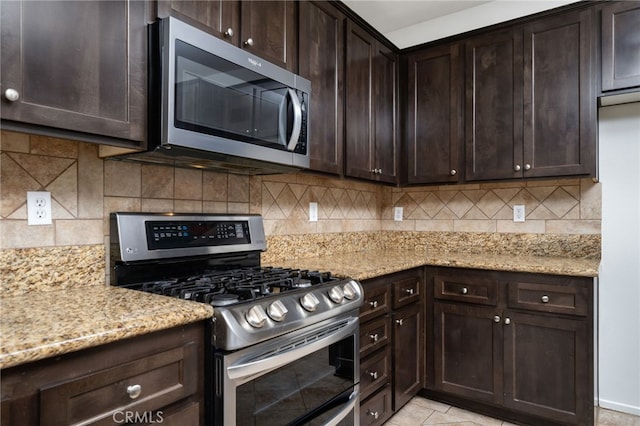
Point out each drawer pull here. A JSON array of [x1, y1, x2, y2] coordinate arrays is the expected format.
[[369, 300, 378, 309], [403, 288, 414, 295], [541, 295, 550, 303], [368, 371, 378, 380], [461, 287, 468, 295], [367, 409, 380, 419], [493, 315, 501, 323], [396, 319, 404, 326], [127, 384, 142, 400], [504, 317, 511, 325], [369, 333, 379, 342]]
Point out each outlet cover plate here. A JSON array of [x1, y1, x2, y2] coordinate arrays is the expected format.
[[309, 202, 318, 222], [513, 205, 525, 222], [394, 206, 403, 221], [27, 191, 52, 225]]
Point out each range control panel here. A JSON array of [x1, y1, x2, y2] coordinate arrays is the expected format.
[[146, 220, 250, 249]]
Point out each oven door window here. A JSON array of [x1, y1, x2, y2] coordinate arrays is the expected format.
[[174, 40, 301, 151], [235, 336, 355, 426]]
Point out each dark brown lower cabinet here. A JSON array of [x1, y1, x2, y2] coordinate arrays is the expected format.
[[0, 322, 205, 426], [425, 267, 594, 426]]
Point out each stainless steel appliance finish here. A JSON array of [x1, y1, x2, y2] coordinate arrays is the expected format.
[[110, 213, 362, 425], [114, 17, 311, 174]]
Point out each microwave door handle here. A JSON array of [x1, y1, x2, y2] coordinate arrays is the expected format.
[[286, 88, 303, 151]]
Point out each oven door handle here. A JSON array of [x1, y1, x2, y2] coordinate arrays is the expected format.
[[226, 316, 358, 381], [322, 389, 359, 426]]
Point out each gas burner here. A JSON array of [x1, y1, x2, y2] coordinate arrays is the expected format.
[[208, 294, 240, 307]]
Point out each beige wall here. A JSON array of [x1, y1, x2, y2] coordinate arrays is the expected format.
[[0, 131, 601, 249]]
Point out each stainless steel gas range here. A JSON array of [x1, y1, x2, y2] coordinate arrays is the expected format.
[[110, 213, 362, 426]]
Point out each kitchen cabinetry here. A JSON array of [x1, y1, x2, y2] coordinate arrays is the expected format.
[[425, 267, 593, 426], [299, 1, 345, 174], [158, 0, 297, 72], [0, 0, 147, 145], [0, 322, 205, 425], [359, 269, 424, 424], [406, 43, 462, 184], [464, 6, 595, 181], [601, 1, 640, 92], [346, 21, 398, 184]]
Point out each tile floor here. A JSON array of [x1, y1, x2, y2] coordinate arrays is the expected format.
[[384, 396, 640, 426]]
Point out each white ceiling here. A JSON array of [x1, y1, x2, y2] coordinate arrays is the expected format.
[[341, 0, 581, 49]]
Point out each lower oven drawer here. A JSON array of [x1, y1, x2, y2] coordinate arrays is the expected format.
[[360, 385, 392, 426], [359, 347, 391, 401]]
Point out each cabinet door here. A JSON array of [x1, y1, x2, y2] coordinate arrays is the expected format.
[[157, 0, 240, 45], [433, 302, 503, 403], [345, 21, 375, 181], [393, 302, 424, 410], [503, 311, 592, 425], [373, 43, 398, 184], [602, 1, 640, 92], [241, 1, 297, 72], [0, 0, 147, 143], [465, 28, 523, 181], [407, 44, 462, 184], [523, 8, 596, 178], [299, 1, 345, 174]]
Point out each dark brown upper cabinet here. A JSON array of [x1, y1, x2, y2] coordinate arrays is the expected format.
[[298, 1, 345, 175], [158, 0, 297, 72], [0, 0, 147, 145], [465, 6, 595, 181], [346, 21, 398, 184], [601, 1, 640, 92], [406, 43, 463, 185]]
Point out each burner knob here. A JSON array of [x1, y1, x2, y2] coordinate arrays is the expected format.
[[267, 300, 288, 322], [300, 293, 320, 312], [343, 281, 359, 300], [328, 286, 345, 304], [246, 305, 267, 328]]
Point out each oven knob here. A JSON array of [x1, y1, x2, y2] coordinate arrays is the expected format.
[[343, 280, 359, 300], [300, 293, 320, 312], [328, 286, 345, 304], [267, 300, 288, 322], [246, 305, 267, 328]]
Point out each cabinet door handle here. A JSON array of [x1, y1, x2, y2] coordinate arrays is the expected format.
[[369, 333, 379, 342], [4, 88, 19, 102], [367, 409, 380, 419], [504, 317, 511, 325], [369, 300, 378, 309], [224, 28, 234, 37], [244, 37, 254, 47], [461, 287, 468, 295], [127, 384, 142, 399], [541, 295, 550, 303], [368, 371, 378, 380], [514, 164, 522, 172], [493, 315, 501, 323], [403, 288, 414, 295], [450, 169, 457, 176], [396, 318, 404, 326], [524, 163, 531, 171]]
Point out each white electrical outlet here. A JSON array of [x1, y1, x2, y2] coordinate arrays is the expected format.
[[513, 205, 525, 222], [309, 202, 318, 222], [27, 191, 52, 225], [394, 206, 403, 221]]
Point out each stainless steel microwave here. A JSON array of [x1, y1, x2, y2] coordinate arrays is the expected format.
[[122, 16, 311, 174]]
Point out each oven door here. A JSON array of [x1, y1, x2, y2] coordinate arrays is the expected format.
[[214, 313, 360, 426]]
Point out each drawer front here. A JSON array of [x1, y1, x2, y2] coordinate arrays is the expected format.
[[360, 386, 392, 426], [392, 275, 422, 309], [360, 316, 391, 358], [359, 347, 391, 401], [434, 271, 499, 306], [360, 280, 391, 323], [40, 342, 198, 426], [508, 279, 589, 316]]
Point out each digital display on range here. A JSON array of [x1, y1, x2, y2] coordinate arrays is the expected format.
[[145, 220, 250, 250]]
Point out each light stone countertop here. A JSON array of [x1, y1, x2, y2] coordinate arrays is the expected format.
[[0, 285, 213, 369], [264, 249, 600, 281]]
